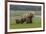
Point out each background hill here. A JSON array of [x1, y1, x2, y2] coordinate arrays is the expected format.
[[10, 5, 41, 11]]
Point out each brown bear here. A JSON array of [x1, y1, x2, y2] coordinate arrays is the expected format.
[[16, 12, 35, 24]]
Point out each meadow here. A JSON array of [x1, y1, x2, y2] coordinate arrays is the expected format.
[[10, 11, 41, 29]]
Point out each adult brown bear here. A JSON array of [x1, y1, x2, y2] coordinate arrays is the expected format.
[[16, 12, 35, 24]]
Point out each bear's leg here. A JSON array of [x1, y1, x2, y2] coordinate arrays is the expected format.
[[21, 18, 25, 24], [16, 19, 20, 24], [30, 19, 32, 23], [26, 18, 32, 24], [26, 18, 30, 24], [21, 20, 24, 24], [30, 18, 33, 23], [21, 18, 24, 24]]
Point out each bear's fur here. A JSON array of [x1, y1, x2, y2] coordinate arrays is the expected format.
[[16, 12, 34, 24], [16, 17, 26, 24], [24, 13, 34, 24]]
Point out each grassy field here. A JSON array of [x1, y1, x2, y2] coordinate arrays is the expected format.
[[10, 10, 41, 29], [10, 16, 41, 29]]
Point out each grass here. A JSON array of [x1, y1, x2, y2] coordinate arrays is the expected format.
[[10, 17, 41, 29]]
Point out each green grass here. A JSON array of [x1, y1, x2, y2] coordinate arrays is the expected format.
[[10, 17, 41, 29]]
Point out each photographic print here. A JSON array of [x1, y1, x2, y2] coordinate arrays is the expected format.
[[7, 2, 44, 32]]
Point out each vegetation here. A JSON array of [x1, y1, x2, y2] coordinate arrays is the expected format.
[[10, 16, 41, 29]]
